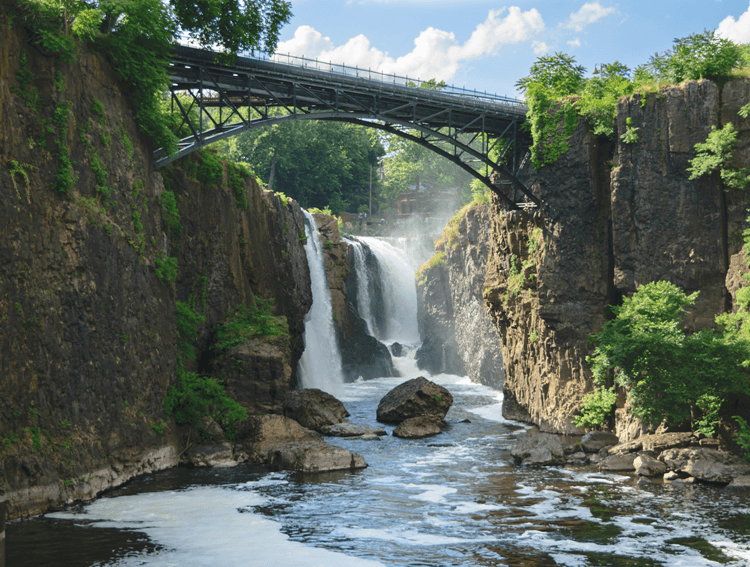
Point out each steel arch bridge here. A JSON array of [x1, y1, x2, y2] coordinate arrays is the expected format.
[[157, 45, 538, 210]]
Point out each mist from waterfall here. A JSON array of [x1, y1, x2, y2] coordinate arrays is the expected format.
[[297, 211, 345, 395]]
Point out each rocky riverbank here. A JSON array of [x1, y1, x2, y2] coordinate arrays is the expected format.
[[513, 430, 750, 487]]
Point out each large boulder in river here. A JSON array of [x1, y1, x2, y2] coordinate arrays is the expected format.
[[581, 431, 619, 453], [376, 377, 453, 424], [239, 414, 367, 473], [393, 416, 443, 439], [283, 389, 349, 432], [511, 433, 565, 466]]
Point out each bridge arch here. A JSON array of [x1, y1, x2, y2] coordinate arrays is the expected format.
[[157, 46, 538, 209]]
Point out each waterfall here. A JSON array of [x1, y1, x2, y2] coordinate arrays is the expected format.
[[297, 211, 345, 395], [346, 236, 420, 346]]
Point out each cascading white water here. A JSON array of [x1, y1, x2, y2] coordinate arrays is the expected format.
[[347, 240, 376, 337], [297, 211, 345, 395], [355, 236, 420, 345]]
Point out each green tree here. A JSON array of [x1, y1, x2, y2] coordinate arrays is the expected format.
[[515, 52, 586, 98], [583, 281, 749, 429], [647, 30, 745, 85], [220, 119, 384, 214], [171, 0, 291, 58]]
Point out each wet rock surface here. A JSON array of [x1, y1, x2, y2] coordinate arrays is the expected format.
[[416, 205, 504, 387], [376, 377, 453, 424], [581, 432, 619, 453], [282, 389, 349, 432], [511, 433, 565, 466], [239, 415, 366, 473], [393, 416, 444, 439], [320, 421, 387, 438]]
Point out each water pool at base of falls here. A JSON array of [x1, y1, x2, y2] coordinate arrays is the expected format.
[[8, 364, 750, 567]]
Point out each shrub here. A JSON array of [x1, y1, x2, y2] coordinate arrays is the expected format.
[[573, 386, 617, 428], [164, 359, 246, 436], [155, 255, 178, 286], [197, 151, 224, 187], [688, 122, 750, 190], [160, 190, 182, 238], [587, 281, 750, 429], [213, 298, 288, 353]]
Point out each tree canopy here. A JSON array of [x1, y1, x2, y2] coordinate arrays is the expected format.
[[219, 119, 384, 214]]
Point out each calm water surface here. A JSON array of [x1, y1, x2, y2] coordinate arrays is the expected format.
[[8, 368, 750, 566]]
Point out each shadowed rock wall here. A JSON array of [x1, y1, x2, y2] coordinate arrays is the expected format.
[[0, 1, 312, 518], [418, 204, 505, 388], [483, 79, 750, 436]]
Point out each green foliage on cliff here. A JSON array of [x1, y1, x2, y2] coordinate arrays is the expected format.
[[164, 359, 246, 437], [518, 31, 748, 167], [213, 298, 289, 353], [580, 281, 750, 430], [688, 122, 750, 190], [643, 30, 747, 87], [14, 0, 291, 156], [155, 254, 178, 286]]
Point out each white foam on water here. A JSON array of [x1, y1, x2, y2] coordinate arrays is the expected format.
[[452, 502, 507, 514], [333, 527, 498, 547], [47, 486, 384, 567], [548, 554, 588, 567], [409, 485, 457, 504]]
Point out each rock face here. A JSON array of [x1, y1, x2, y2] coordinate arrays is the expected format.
[[376, 378, 453, 424], [0, 2, 313, 518], [483, 80, 750, 435], [282, 389, 349, 432], [417, 205, 505, 387]]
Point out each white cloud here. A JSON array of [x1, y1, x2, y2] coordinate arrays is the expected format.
[[716, 2, 750, 43], [563, 2, 617, 32], [567, 38, 581, 47], [274, 7, 545, 82], [532, 40, 551, 55]]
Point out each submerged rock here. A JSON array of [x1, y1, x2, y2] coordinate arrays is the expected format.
[[511, 433, 565, 466], [283, 389, 349, 432], [376, 377, 453, 424], [393, 416, 443, 439], [581, 431, 619, 453], [320, 421, 387, 438]]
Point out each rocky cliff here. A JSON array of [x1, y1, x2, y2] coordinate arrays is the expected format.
[[417, 204, 505, 388], [0, 3, 312, 518], [483, 79, 750, 436]]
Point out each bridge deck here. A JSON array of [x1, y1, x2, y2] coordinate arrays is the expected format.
[[169, 46, 529, 137]]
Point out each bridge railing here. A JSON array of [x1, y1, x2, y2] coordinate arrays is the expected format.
[[175, 40, 525, 108]]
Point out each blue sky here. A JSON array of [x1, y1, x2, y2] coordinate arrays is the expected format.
[[273, 1, 750, 98]]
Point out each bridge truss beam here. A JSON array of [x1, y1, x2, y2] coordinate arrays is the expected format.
[[156, 46, 536, 209]]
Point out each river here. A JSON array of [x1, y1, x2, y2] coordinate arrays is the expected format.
[[8, 351, 750, 566]]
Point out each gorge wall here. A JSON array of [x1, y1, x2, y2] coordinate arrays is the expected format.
[[0, 3, 312, 518], [483, 79, 750, 436], [417, 204, 505, 388]]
